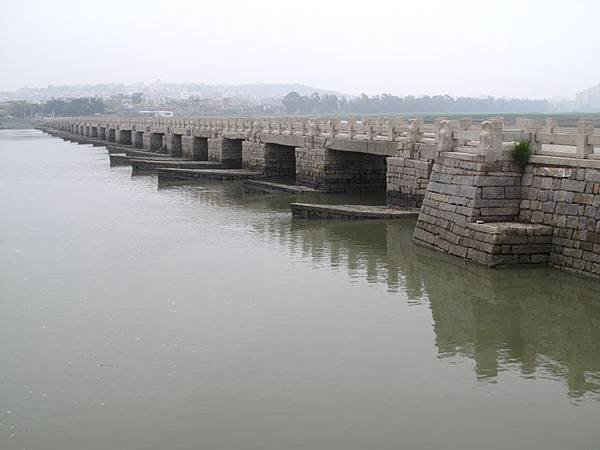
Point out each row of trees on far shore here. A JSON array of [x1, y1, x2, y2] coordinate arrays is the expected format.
[[282, 92, 549, 114], [0, 97, 106, 119]]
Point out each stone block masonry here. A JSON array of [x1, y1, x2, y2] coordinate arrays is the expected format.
[[413, 155, 535, 267], [242, 142, 298, 179], [519, 165, 600, 278], [296, 148, 387, 193], [387, 157, 433, 207], [415, 221, 553, 267], [209, 138, 243, 169]]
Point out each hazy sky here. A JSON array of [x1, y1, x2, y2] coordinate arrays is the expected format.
[[1, 0, 599, 98]]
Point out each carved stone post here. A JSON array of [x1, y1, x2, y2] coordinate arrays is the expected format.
[[544, 118, 558, 134], [524, 119, 543, 154], [389, 120, 399, 141], [407, 118, 423, 144], [436, 120, 455, 154], [478, 119, 504, 160], [347, 120, 355, 139], [576, 119, 594, 159], [309, 120, 319, 137], [365, 120, 374, 140]]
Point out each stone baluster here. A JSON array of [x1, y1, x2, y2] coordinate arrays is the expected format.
[[330, 120, 337, 137], [478, 119, 504, 160], [365, 120, 374, 140], [389, 119, 400, 141], [299, 120, 307, 136], [576, 119, 594, 159], [407, 118, 423, 143], [524, 119, 543, 154], [309, 120, 319, 137], [347, 120, 355, 139], [433, 117, 447, 137], [436, 120, 455, 153], [544, 118, 558, 134]]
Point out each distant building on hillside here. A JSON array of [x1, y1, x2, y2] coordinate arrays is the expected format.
[[575, 84, 600, 111], [138, 110, 174, 117]]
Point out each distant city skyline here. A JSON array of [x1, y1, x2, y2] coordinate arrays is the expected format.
[[1, 0, 599, 99], [2, 80, 598, 102]]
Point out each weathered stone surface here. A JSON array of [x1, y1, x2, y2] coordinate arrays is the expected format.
[[290, 203, 419, 220]]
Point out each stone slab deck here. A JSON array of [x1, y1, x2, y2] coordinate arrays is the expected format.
[[243, 180, 318, 194], [109, 154, 131, 166], [42, 129, 112, 148], [157, 168, 263, 183], [105, 146, 168, 158], [131, 158, 220, 174], [290, 203, 420, 220]]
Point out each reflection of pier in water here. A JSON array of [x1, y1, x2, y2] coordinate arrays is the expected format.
[[163, 183, 600, 399]]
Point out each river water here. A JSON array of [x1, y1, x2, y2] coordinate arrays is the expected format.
[[1, 129, 599, 450]]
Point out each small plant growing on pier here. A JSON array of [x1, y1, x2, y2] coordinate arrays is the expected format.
[[510, 139, 531, 169]]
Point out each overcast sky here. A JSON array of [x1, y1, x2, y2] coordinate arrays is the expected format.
[[1, 0, 598, 98]]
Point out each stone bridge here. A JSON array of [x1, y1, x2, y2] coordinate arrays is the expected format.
[[41, 116, 600, 280]]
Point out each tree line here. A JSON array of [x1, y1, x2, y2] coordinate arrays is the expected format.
[[0, 97, 106, 119], [282, 92, 549, 115]]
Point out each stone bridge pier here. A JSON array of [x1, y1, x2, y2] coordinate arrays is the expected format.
[[210, 137, 243, 168], [117, 129, 132, 146], [149, 132, 165, 152], [167, 131, 184, 157], [134, 130, 144, 148], [181, 134, 209, 161]]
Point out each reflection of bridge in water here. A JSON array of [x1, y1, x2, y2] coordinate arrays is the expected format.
[[160, 182, 600, 399]]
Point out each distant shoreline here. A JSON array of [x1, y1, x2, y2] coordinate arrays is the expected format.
[[0, 118, 34, 129]]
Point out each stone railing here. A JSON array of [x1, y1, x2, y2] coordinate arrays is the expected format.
[[436, 117, 599, 162], [44, 116, 599, 163], [44, 116, 440, 144]]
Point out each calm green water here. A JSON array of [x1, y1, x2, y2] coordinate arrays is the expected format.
[[1, 129, 599, 450]]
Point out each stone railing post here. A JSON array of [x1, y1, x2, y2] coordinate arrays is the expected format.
[[309, 120, 319, 137], [299, 120, 307, 136], [364, 119, 374, 140], [523, 119, 543, 154], [576, 119, 594, 159], [407, 118, 423, 144], [347, 120, 355, 139], [478, 119, 504, 160], [436, 120, 455, 154], [389, 120, 400, 141], [330, 119, 338, 137], [543, 118, 558, 134]]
